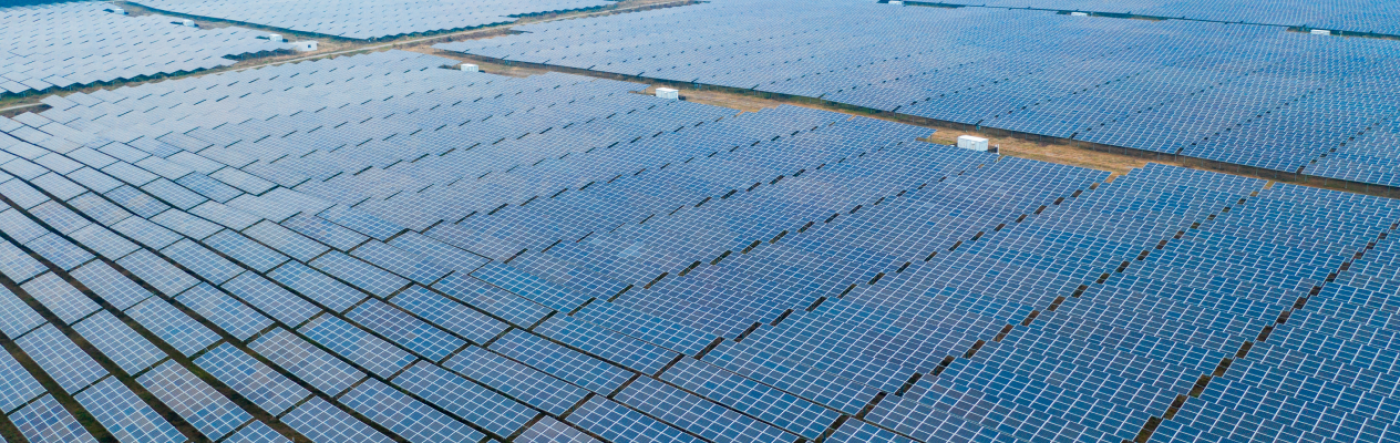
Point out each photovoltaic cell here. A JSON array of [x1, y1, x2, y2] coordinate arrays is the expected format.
[[175, 282, 273, 342], [16, 325, 106, 393], [22, 273, 100, 325], [268, 261, 367, 312], [10, 394, 98, 443], [220, 273, 320, 327], [310, 251, 409, 297], [298, 315, 415, 378], [222, 421, 291, 443], [390, 361, 536, 437], [124, 298, 220, 356], [386, 284, 507, 345], [75, 376, 184, 443], [139, 361, 251, 441], [0, 351, 44, 413], [250, 328, 365, 397], [444, 346, 588, 416], [114, 250, 197, 296], [340, 378, 488, 443], [346, 298, 464, 362], [72, 312, 163, 375], [281, 397, 394, 443], [195, 344, 309, 416]]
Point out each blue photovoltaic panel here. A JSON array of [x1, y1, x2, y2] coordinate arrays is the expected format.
[[268, 261, 367, 312], [298, 315, 415, 378], [391, 361, 537, 437], [340, 378, 488, 443], [0, 43, 1394, 443], [444, 346, 588, 416], [388, 284, 508, 345], [195, 344, 309, 416], [309, 251, 408, 297], [250, 328, 365, 397], [125, 298, 220, 356], [162, 239, 244, 284], [72, 312, 164, 375], [346, 298, 464, 362], [435, 0, 1400, 188], [0, 351, 44, 413], [431, 272, 552, 328], [223, 421, 290, 443], [130, 0, 613, 40], [568, 396, 704, 443], [115, 250, 198, 296], [139, 361, 251, 441], [22, 273, 100, 325], [75, 377, 184, 443], [516, 416, 599, 443], [11, 394, 98, 443], [16, 325, 106, 393], [220, 273, 321, 327], [489, 329, 633, 395], [0, 2, 288, 98], [0, 284, 44, 337], [175, 283, 274, 342], [281, 397, 393, 443]]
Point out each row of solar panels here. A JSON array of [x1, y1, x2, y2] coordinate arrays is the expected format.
[[932, 0, 1400, 36], [0, 48, 1391, 443], [0, 1, 288, 97], [3, 49, 978, 443], [130, 0, 615, 40], [436, 0, 1400, 189]]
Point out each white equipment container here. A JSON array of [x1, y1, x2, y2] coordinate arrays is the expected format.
[[1070, 11, 1089, 16], [1310, 29, 1332, 35], [957, 135, 989, 152], [889, 1, 904, 5], [182, 19, 197, 27], [292, 41, 319, 52], [656, 88, 679, 100], [460, 63, 480, 72], [110, 7, 127, 15], [268, 34, 285, 42]]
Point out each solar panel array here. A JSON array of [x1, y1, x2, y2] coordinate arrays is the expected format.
[[436, 0, 1400, 189], [1146, 187, 1400, 442], [0, 1, 288, 97], [0, 47, 1392, 443], [130, 0, 616, 40], [932, 0, 1400, 36]]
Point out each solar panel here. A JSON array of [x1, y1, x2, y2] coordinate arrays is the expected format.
[[0, 2, 288, 99], [435, 0, 1400, 189], [0, 43, 1393, 443], [74, 376, 184, 443], [138, 361, 251, 441], [131, 0, 613, 40]]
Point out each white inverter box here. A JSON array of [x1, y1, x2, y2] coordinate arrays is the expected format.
[[957, 135, 989, 152], [292, 41, 319, 52]]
